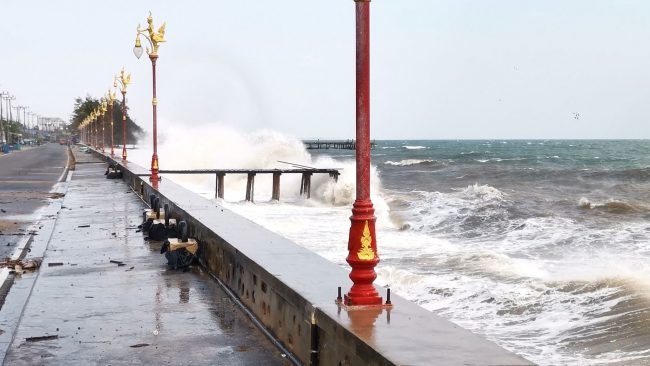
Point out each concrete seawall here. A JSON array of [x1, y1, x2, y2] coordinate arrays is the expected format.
[[98, 150, 534, 366]]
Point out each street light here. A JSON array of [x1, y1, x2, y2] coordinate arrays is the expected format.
[[342, 0, 384, 307], [107, 88, 117, 157], [134, 11, 166, 181], [100, 99, 108, 153], [91, 110, 98, 148], [114, 68, 131, 160]]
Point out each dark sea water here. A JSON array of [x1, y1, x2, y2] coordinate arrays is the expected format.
[[310, 140, 650, 365]]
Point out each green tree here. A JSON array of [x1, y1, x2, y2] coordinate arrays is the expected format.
[[70, 95, 143, 144]]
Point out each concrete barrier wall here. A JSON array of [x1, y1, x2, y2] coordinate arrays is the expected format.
[[98, 151, 534, 366]]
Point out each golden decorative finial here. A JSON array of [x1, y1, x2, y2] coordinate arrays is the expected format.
[[107, 89, 116, 106], [115, 68, 131, 93], [357, 221, 376, 260], [135, 11, 166, 57]]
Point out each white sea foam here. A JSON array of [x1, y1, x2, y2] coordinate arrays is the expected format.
[[384, 159, 437, 166], [458, 183, 506, 200], [403, 145, 427, 150]]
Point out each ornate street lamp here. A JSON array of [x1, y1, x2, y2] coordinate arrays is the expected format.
[[91, 109, 98, 148], [114, 68, 131, 160], [133, 11, 166, 181], [100, 99, 108, 153], [342, 0, 383, 307], [107, 88, 117, 157]]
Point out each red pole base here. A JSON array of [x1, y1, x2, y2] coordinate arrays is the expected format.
[[122, 146, 127, 161], [344, 199, 382, 306], [150, 154, 160, 181], [110, 147, 114, 157]]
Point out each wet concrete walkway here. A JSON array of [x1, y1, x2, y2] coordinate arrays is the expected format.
[[2, 154, 287, 365]]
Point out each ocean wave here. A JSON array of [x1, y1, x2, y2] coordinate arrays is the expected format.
[[578, 197, 645, 214], [384, 159, 441, 167], [458, 183, 506, 201], [397, 184, 509, 239], [403, 145, 427, 150]]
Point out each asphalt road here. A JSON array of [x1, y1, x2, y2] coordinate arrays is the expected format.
[[0, 143, 68, 257]]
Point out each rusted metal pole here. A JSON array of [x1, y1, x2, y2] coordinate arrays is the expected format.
[[272, 172, 281, 201], [344, 0, 382, 306], [149, 54, 160, 181], [121, 91, 128, 160], [101, 112, 105, 153], [93, 117, 97, 148]]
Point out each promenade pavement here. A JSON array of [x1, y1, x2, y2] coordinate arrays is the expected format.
[[1, 148, 287, 365]]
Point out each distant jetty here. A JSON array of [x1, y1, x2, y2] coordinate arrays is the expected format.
[[303, 139, 376, 150]]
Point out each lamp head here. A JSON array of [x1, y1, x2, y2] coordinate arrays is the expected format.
[[134, 36, 144, 59]]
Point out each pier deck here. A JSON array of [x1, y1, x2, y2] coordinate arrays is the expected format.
[[303, 139, 376, 150]]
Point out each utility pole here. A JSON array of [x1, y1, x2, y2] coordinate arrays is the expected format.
[[0, 92, 6, 144]]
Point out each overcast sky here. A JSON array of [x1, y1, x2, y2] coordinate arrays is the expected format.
[[1, 0, 649, 139]]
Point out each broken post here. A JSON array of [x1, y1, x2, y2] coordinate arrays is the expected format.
[[245, 173, 256, 202], [216, 173, 225, 199], [272, 172, 281, 201], [300, 172, 313, 199]]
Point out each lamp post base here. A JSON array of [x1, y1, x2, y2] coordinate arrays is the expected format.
[[344, 199, 383, 306], [122, 146, 127, 161], [150, 154, 161, 181]]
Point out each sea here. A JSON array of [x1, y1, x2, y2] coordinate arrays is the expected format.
[[131, 129, 650, 365]]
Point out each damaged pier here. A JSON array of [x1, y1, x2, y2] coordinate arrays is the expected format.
[[302, 139, 376, 150], [158, 168, 340, 202]]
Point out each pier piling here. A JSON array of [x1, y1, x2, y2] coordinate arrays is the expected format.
[[272, 172, 281, 201], [245, 173, 256, 202], [300, 172, 312, 198], [216, 173, 225, 199]]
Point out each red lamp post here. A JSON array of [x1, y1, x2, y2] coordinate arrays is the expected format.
[[134, 12, 166, 182], [100, 99, 107, 153], [92, 111, 98, 149], [343, 0, 383, 307], [114, 68, 131, 161], [107, 89, 117, 157]]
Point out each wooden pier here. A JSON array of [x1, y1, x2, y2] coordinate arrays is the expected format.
[[158, 168, 340, 202], [303, 139, 376, 150]]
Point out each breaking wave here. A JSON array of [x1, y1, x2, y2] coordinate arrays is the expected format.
[[578, 197, 645, 214], [384, 159, 441, 167]]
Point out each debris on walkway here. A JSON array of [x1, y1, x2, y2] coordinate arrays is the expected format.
[[26, 335, 58, 342], [0, 258, 41, 271]]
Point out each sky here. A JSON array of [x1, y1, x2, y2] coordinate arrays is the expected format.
[[1, 0, 650, 139]]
